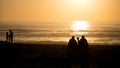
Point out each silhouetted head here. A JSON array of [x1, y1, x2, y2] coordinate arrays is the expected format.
[[9, 29, 11, 32], [77, 37, 79, 40], [72, 36, 75, 39], [6, 32, 8, 35], [9, 29, 12, 32], [81, 35, 85, 39]]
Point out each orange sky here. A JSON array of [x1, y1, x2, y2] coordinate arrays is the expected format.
[[0, 0, 120, 22]]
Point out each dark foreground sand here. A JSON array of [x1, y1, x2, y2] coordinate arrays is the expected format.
[[0, 42, 120, 68]]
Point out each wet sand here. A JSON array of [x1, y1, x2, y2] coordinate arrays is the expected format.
[[0, 42, 120, 68]]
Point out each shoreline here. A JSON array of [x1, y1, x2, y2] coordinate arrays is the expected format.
[[1, 40, 120, 46]]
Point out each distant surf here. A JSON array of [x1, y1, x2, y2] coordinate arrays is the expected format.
[[0, 21, 120, 45]]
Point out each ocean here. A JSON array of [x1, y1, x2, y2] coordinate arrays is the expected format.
[[0, 21, 120, 45]]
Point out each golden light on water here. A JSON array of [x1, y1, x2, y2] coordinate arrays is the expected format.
[[72, 21, 89, 31]]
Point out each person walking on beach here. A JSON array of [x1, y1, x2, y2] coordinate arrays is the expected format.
[[6, 31, 9, 42], [9, 30, 13, 44]]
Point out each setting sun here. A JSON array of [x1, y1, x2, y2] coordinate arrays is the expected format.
[[68, 0, 90, 6], [72, 21, 89, 31]]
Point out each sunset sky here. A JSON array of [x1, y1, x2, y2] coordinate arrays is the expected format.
[[0, 0, 120, 22]]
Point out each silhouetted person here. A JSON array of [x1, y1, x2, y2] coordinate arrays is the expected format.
[[68, 36, 77, 48], [68, 36, 77, 62], [77, 37, 79, 46], [79, 35, 88, 48], [9, 30, 13, 44], [76, 37, 81, 62], [79, 35, 89, 68], [6, 32, 9, 42], [76, 37, 82, 59]]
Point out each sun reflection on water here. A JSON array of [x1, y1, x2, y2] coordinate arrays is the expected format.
[[72, 21, 89, 31], [72, 21, 89, 35]]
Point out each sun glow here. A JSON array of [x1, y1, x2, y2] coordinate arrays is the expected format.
[[68, 0, 90, 6], [72, 21, 89, 31]]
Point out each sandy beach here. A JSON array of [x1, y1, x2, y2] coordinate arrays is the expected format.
[[0, 42, 120, 68]]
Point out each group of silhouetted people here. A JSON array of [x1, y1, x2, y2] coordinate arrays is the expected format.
[[6, 30, 13, 44], [68, 35, 89, 68], [68, 35, 88, 49]]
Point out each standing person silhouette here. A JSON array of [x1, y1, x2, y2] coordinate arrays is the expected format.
[[68, 36, 77, 48], [77, 37, 79, 46], [6, 31, 9, 42], [68, 36, 77, 61], [79, 35, 89, 68], [79, 35, 88, 48], [9, 30, 13, 44], [77, 37, 82, 61]]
